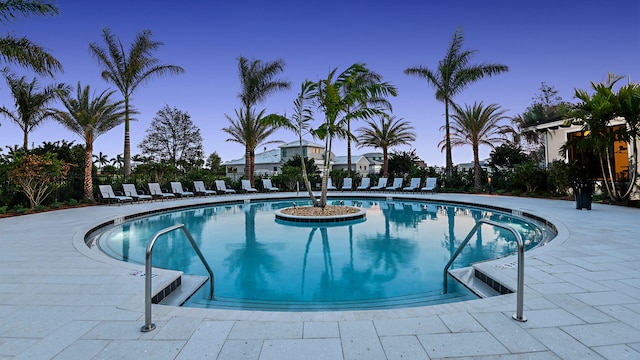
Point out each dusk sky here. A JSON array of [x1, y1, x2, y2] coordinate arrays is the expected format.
[[0, 0, 638, 167]]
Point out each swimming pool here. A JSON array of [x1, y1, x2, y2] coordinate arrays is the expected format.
[[93, 198, 551, 311]]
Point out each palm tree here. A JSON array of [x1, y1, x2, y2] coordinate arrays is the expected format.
[[222, 108, 281, 183], [0, 0, 62, 76], [262, 80, 319, 205], [341, 68, 397, 176], [405, 27, 508, 181], [89, 28, 184, 178], [93, 151, 109, 171], [313, 64, 396, 207], [568, 73, 640, 202], [0, 74, 67, 149], [52, 82, 126, 201], [444, 102, 511, 191], [233, 57, 290, 184], [356, 114, 416, 177]]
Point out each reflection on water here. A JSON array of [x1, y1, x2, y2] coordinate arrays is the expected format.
[[96, 199, 545, 309]]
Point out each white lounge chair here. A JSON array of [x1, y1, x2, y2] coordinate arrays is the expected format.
[[326, 178, 337, 191], [341, 177, 352, 191], [122, 183, 152, 201], [148, 183, 176, 200], [403, 178, 421, 192], [193, 181, 216, 196], [356, 177, 370, 190], [241, 179, 257, 193], [370, 178, 388, 191], [262, 179, 279, 192], [170, 182, 194, 198], [98, 184, 133, 205], [386, 178, 403, 191], [215, 180, 236, 194], [422, 177, 438, 193]]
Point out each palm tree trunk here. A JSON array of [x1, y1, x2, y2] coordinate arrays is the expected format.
[[383, 147, 388, 177], [84, 144, 94, 201], [347, 119, 352, 177], [245, 147, 252, 184], [473, 144, 481, 191], [445, 100, 453, 182], [299, 138, 318, 206], [23, 130, 28, 150], [123, 96, 131, 178]]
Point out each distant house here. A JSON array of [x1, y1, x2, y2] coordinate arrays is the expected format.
[[223, 140, 409, 180], [456, 158, 493, 174], [224, 140, 335, 180], [332, 155, 370, 177]]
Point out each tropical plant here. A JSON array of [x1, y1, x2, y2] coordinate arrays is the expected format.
[[0, 73, 68, 149], [93, 151, 109, 171], [233, 56, 290, 184], [222, 108, 281, 183], [52, 82, 127, 201], [444, 102, 511, 191], [139, 105, 204, 169], [356, 114, 416, 177], [9, 152, 70, 208], [404, 27, 508, 181], [314, 64, 394, 207], [89, 28, 184, 177], [0, 0, 62, 76], [262, 80, 319, 204], [566, 73, 640, 202], [340, 68, 397, 176]]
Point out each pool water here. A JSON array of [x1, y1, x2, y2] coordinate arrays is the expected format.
[[95, 199, 546, 311]]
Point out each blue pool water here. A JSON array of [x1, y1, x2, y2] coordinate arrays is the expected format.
[[95, 198, 548, 311]]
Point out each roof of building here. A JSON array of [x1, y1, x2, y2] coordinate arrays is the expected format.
[[279, 139, 325, 149], [224, 148, 281, 165], [333, 155, 366, 165]]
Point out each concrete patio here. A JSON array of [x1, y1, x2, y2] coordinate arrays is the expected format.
[[1, 193, 639, 359]]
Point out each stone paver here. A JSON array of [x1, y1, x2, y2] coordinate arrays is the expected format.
[[1, 193, 639, 359]]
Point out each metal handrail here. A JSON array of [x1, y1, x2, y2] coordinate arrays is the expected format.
[[443, 219, 527, 322], [141, 224, 215, 332]]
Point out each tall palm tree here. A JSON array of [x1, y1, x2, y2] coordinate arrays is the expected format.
[[0, 73, 67, 149], [444, 102, 510, 191], [341, 67, 397, 176], [356, 114, 416, 177], [89, 28, 184, 178], [233, 57, 290, 184], [52, 82, 127, 201], [405, 27, 508, 181], [222, 108, 281, 183], [0, 0, 62, 76], [237, 56, 290, 111]]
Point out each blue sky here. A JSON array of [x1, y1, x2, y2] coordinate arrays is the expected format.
[[0, 0, 638, 166]]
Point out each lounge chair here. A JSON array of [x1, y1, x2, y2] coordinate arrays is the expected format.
[[326, 178, 337, 191], [171, 182, 194, 198], [386, 178, 403, 191], [371, 178, 388, 191], [341, 177, 352, 191], [356, 177, 370, 191], [193, 181, 216, 196], [98, 184, 133, 205], [215, 180, 236, 194], [148, 183, 176, 200], [262, 179, 279, 192], [122, 183, 152, 201], [422, 177, 438, 193], [403, 178, 422, 192], [241, 179, 257, 193]]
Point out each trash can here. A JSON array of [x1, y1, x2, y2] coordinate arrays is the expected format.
[[574, 180, 592, 210]]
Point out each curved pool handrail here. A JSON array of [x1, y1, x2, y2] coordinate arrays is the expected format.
[[443, 218, 526, 322], [141, 223, 215, 332]]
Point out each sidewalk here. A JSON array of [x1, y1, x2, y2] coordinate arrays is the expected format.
[[1, 193, 639, 359]]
